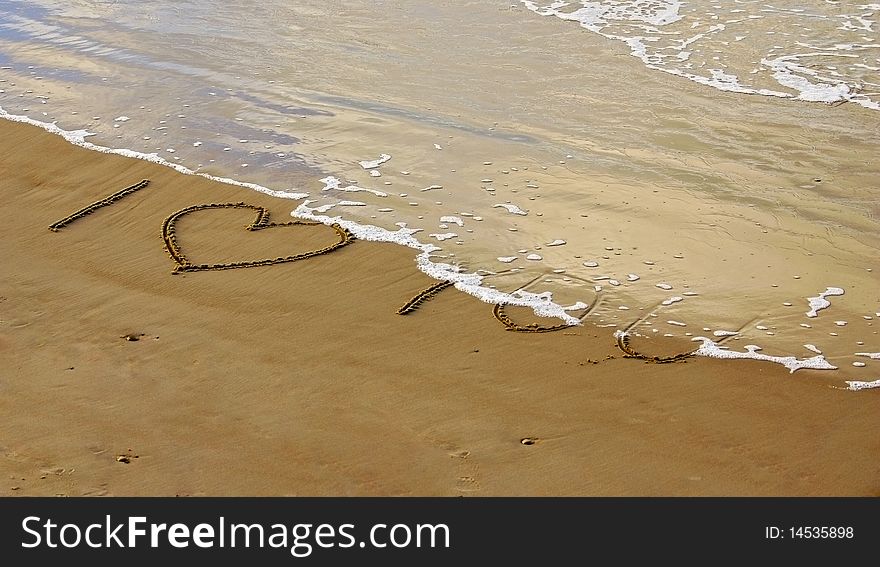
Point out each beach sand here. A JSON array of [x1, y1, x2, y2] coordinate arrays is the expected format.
[[1, 118, 878, 496]]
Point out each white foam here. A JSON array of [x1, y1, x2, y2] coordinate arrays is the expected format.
[[421, 185, 443, 192], [520, 1, 879, 111], [546, 239, 567, 246], [843, 379, 880, 391], [494, 203, 529, 216], [320, 176, 387, 198], [0, 106, 311, 201], [662, 296, 684, 306], [497, 256, 518, 263], [526, 253, 543, 261], [692, 337, 837, 373], [338, 200, 366, 206], [524, 0, 684, 29], [656, 283, 673, 290], [667, 320, 687, 327], [712, 330, 738, 337], [429, 233, 457, 241], [763, 54, 853, 103], [804, 344, 823, 354], [291, 201, 583, 325], [440, 215, 464, 227], [627, 274, 640, 281], [855, 352, 880, 359], [358, 153, 391, 169], [805, 287, 845, 317]]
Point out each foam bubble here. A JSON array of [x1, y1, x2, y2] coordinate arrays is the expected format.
[[713, 330, 738, 337], [440, 215, 464, 227], [843, 379, 880, 391], [358, 153, 391, 169], [692, 337, 837, 373], [320, 176, 388, 198], [763, 54, 854, 103], [429, 232, 457, 241], [494, 203, 529, 216], [805, 287, 845, 317]]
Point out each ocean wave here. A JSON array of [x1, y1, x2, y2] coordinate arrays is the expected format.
[[521, 0, 880, 110]]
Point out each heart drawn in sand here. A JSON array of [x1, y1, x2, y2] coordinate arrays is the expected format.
[[161, 202, 354, 274]]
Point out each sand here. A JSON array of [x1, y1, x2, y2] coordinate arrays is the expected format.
[[1, 118, 878, 496]]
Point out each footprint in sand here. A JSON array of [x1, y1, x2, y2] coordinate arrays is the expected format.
[[452, 451, 481, 493], [434, 440, 482, 493]]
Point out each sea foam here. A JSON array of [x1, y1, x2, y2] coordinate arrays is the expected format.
[[520, 1, 880, 111], [692, 337, 837, 373]]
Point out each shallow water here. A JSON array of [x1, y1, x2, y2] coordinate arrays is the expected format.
[[523, 1, 880, 109], [1, 0, 878, 381]]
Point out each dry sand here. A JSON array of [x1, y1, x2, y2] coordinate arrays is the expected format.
[[1, 118, 878, 496]]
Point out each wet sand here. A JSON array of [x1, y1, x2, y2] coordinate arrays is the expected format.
[[3, 1, 879, 373], [1, 118, 878, 496]]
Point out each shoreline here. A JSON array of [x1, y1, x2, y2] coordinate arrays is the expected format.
[[6, 104, 873, 379], [2, 1, 879, 378], [2, 117, 879, 496]]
